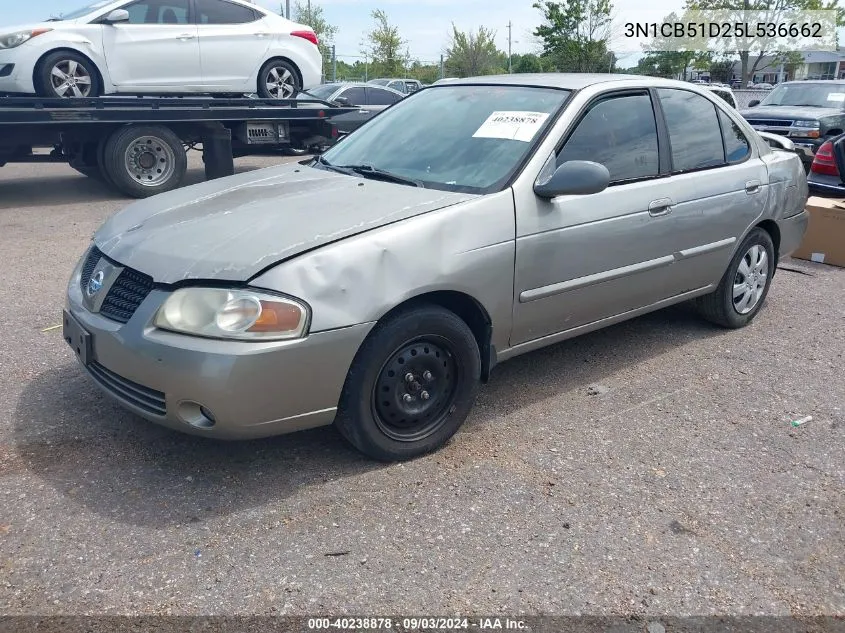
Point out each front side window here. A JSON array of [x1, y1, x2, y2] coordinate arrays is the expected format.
[[339, 87, 367, 106], [195, 0, 258, 24], [557, 93, 659, 182], [658, 88, 725, 172], [124, 0, 190, 24], [320, 85, 570, 193]]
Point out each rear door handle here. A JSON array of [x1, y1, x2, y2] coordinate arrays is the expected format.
[[648, 198, 673, 217], [745, 180, 762, 194], [177, 33, 195, 40], [255, 32, 269, 37]]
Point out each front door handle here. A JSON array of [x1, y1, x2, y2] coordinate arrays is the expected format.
[[255, 32, 269, 37], [648, 198, 673, 217], [745, 180, 762, 194], [177, 33, 195, 40]]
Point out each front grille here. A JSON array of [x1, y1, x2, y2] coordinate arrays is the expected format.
[[99, 267, 155, 323], [87, 361, 166, 416], [80, 246, 102, 289], [746, 118, 794, 127]]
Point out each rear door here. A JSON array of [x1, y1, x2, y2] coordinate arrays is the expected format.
[[330, 86, 369, 134], [101, 0, 201, 89], [193, 0, 270, 90]]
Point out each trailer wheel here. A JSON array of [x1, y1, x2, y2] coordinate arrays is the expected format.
[[101, 125, 187, 198]]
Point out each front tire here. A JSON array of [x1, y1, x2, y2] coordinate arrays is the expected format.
[[35, 51, 101, 98], [335, 305, 481, 461], [696, 227, 775, 328], [257, 59, 301, 99]]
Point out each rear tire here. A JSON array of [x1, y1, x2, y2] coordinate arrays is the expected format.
[[695, 227, 775, 328], [257, 59, 301, 99], [335, 305, 481, 461], [101, 125, 187, 198], [35, 51, 101, 98]]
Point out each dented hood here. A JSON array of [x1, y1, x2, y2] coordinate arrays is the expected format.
[[95, 163, 476, 283]]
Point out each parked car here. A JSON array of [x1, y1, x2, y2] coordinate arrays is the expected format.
[[298, 82, 404, 134], [806, 132, 845, 193], [368, 78, 423, 94], [739, 80, 845, 168], [0, 0, 321, 99], [64, 74, 808, 461], [707, 84, 738, 109]]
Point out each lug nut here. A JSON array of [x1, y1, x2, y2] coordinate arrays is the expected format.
[[405, 373, 415, 383], [421, 391, 430, 400], [423, 371, 433, 381], [403, 394, 413, 403]]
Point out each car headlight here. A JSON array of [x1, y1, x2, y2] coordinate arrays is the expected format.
[[0, 29, 51, 49], [793, 120, 819, 128], [154, 288, 309, 341]]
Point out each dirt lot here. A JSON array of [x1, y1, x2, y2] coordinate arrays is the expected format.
[[1, 155, 843, 616]]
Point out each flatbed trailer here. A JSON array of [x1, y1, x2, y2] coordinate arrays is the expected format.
[[0, 96, 353, 198]]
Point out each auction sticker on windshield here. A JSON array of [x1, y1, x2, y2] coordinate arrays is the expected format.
[[473, 111, 550, 142], [827, 92, 845, 102]]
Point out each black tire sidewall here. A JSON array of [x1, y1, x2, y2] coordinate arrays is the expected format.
[[102, 125, 187, 198], [257, 60, 301, 99], [337, 307, 481, 461], [37, 51, 101, 98], [718, 228, 775, 327]]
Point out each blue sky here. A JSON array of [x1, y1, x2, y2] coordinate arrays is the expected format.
[[0, 0, 705, 68]]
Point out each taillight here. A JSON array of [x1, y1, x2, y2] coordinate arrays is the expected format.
[[811, 140, 839, 176], [291, 30, 319, 46]]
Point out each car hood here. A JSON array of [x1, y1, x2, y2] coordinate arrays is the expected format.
[[740, 105, 843, 120], [94, 163, 477, 284]]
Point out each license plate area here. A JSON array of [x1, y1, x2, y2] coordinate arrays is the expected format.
[[63, 309, 92, 366]]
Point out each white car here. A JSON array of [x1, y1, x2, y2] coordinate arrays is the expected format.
[[0, 0, 321, 99]]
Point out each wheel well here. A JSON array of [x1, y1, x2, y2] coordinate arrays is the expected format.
[[260, 57, 303, 88], [826, 128, 843, 136], [756, 219, 781, 272], [34, 48, 104, 90], [384, 291, 495, 383]]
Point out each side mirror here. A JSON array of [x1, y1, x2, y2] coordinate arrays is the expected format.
[[103, 9, 130, 23], [534, 160, 610, 199], [748, 99, 760, 107], [334, 96, 349, 106]]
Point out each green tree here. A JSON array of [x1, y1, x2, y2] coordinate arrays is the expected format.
[[640, 12, 713, 80], [709, 58, 736, 82], [292, 1, 337, 81], [533, 0, 614, 72], [513, 53, 545, 72], [361, 9, 408, 78], [445, 25, 504, 77], [684, 0, 844, 87]]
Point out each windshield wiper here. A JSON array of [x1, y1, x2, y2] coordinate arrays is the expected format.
[[337, 164, 423, 188], [46, 17, 63, 21], [312, 154, 355, 175]]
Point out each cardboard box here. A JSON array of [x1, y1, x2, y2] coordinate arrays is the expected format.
[[792, 197, 845, 268]]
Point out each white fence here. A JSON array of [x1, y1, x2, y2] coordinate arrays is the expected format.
[[733, 89, 772, 109]]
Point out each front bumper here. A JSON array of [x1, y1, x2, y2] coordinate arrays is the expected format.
[[65, 259, 374, 440], [0, 47, 36, 94]]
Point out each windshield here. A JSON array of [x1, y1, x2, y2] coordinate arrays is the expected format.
[[51, 0, 112, 20], [298, 84, 339, 101], [760, 83, 845, 108], [319, 85, 570, 193]]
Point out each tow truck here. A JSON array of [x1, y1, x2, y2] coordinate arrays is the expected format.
[[0, 95, 352, 198]]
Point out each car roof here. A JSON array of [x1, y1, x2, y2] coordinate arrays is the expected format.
[[317, 82, 405, 94], [433, 73, 705, 90]]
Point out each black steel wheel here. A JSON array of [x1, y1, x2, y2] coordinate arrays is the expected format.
[[335, 305, 481, 461]]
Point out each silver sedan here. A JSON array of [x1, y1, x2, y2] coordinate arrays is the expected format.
[[64, 73, 809, 461]]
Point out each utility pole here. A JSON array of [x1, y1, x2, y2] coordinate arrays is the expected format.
[[307, 0, 311, 23], [332, 45, 337, 82], [507, 21, 512, 73], [440, 54, 444, 79], [283, 0, 289, 19]]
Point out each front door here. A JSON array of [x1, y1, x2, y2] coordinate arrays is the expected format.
[[194, 0, 271, 90], [101, 0, 201, 89]]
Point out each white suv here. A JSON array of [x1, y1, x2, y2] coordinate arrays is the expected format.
[[0, 0, 321, 99]]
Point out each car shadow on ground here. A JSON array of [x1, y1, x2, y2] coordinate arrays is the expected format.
[[0, 165, 267, 210], [12, 303, 730, 528]]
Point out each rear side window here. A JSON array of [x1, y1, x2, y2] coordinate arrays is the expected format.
[[195, 0, 258, 24], [125, 0, 190, 24], [658, 88, 725, 172], [557, 93, 659, 182], [388, 81, 407, 94], [368, 87, 402, 105], [718, 109, 751, 162]]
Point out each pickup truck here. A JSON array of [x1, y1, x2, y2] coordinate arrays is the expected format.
[[739, 80, 845, 168]]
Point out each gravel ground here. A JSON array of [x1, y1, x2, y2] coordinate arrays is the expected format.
[[0, 156, 843, 617]]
